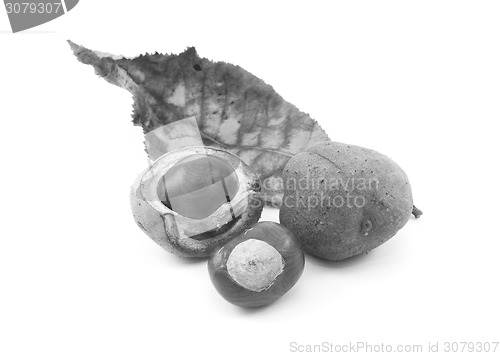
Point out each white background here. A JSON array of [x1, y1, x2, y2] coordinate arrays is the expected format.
[[1, 1, 499, 355]]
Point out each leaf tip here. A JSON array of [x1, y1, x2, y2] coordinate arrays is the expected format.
[[67, 39, 84, 57]]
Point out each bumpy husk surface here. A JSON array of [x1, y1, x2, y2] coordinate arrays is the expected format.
[[279, 142, 413, 261]]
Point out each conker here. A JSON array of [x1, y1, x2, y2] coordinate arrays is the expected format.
[[157, 154, 239, 220], [207, 221, 305, 307], [130, 146, 263, 258]]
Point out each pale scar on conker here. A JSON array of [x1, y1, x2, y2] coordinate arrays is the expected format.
[[208, 221, 305, 308], [130, 146, 263, 258], [279, 141, 420, 261]]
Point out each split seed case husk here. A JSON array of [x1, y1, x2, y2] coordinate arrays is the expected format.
[[130, 146, 263, 258]]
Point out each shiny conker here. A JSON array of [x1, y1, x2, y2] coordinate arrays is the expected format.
[[207, 221, 305, 307]]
